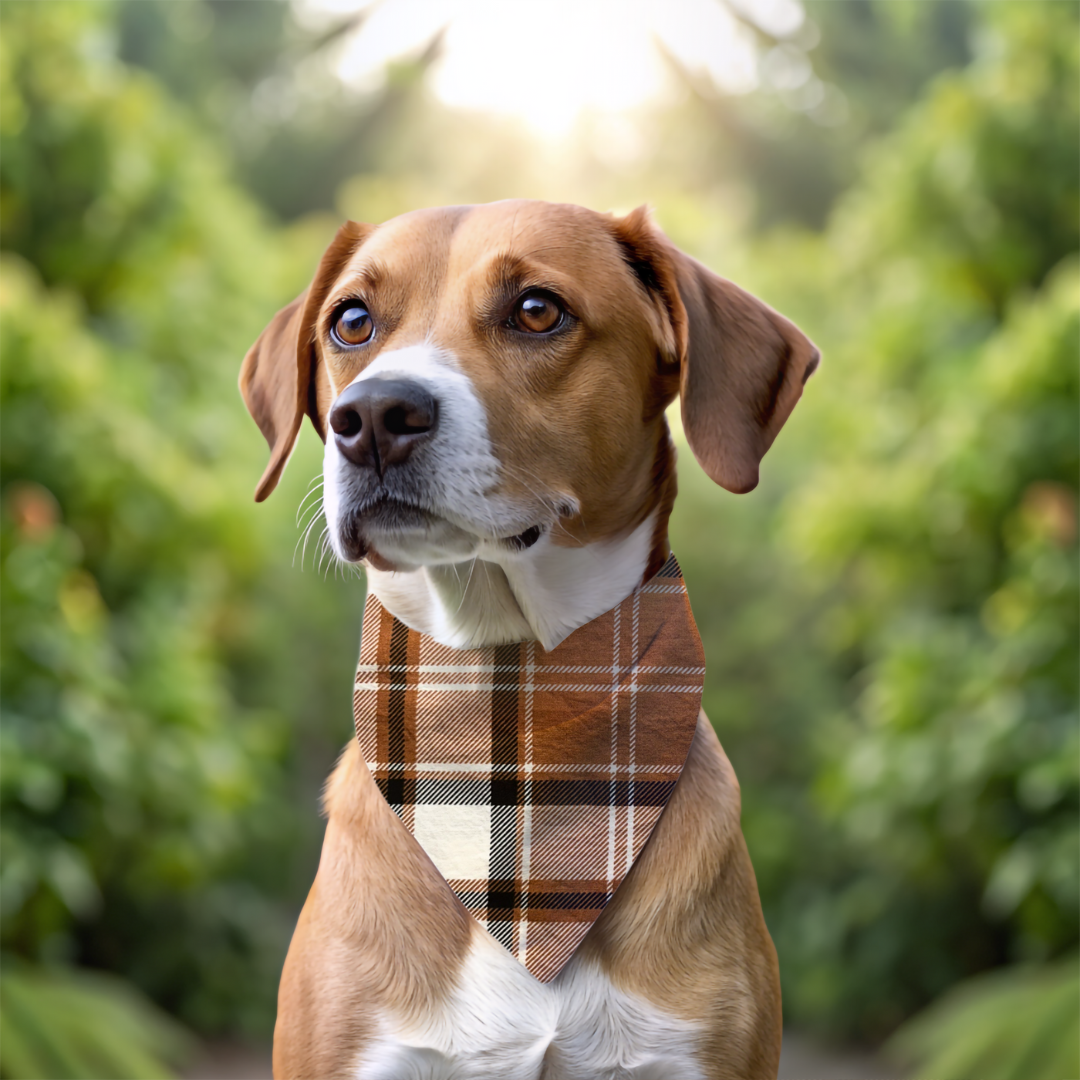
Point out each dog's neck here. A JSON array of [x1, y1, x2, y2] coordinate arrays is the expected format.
[[365, 512, 668, 652]]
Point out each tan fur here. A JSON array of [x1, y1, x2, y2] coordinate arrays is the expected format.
[[242, 200, 819, 1079], [274, 743, 474, 1079]]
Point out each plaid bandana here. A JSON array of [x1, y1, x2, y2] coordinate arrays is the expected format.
[[353, 554, 705, 982]]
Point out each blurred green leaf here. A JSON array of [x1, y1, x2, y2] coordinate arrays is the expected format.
[[0, 962, 191, 1080], [887, 957, 1080, 1080]]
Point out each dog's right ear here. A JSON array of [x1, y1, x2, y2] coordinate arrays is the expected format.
[[239, 220, 373, 502]]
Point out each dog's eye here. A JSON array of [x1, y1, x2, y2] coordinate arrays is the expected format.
[[331, 304, 374, 347], [512, 292, 563, 334]]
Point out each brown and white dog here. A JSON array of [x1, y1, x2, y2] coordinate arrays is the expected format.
[[240, 200, 819, 1080]]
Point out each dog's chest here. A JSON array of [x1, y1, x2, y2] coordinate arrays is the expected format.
[[354, 932, 706, 1080]]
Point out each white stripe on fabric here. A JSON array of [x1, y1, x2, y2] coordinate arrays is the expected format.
[[607, 605, 619, 894]]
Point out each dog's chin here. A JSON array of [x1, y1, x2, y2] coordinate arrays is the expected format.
[[334, 500, 476, 568], [333, 500, 547, 569]]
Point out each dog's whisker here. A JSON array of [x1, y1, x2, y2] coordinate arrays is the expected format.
[[294, 474, 327, 571], [296, 494, 324, 530], [495, 462, 573, 537], [297, 500, 323, 538], [294, 513, 319, 569], [498, 460, 560, 508], [456, 556, 479, 615], [296, 505, 326, 571], [295, 475, 325, 526], [316, 527, 335, 578]]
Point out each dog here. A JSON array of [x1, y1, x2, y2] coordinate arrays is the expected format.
[[240, 200, 819, 1079]]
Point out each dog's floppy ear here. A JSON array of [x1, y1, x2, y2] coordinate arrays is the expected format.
[[239, 220, 373, 502], [610, 207, 820, 494]]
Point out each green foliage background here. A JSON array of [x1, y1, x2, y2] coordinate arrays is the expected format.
[[0, 1, 1076, 1076]]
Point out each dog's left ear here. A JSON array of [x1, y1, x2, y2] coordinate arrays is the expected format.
[[610, 206, 820, 494], [240, 220, 373, 502]]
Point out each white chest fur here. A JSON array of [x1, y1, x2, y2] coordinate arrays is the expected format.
[[355, 930, 705, 1080]]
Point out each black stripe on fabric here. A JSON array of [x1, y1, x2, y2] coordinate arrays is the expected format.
[[490, 778, 520, 806], [489, 805, 517, 882], [488, 889, 511, 915], [655, 553, 680, 578], [486, 921, 515, 949], [456, 891, 488, 911], [455, 891, 610, 911], [489, 919, 514, 949], [531, 779, 675, 806], [489, 643, 520, 928], [376, 775, 414, 805], [387, 619, 409, 767], [413, 778, 490, 805]]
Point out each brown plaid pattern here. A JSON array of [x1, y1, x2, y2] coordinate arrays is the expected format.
[[353, 554, 705, 982]]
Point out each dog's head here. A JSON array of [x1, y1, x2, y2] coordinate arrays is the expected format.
[[240, 200, 818, 573]]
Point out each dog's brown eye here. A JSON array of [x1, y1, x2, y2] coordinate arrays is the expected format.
[[332, 304, 374, 347], [513, 293, 563, 334]]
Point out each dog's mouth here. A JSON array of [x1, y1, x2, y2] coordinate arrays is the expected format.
[[503, 524, 543, 550], [337, 498, 434, 562], [336, 497, 545, 563]]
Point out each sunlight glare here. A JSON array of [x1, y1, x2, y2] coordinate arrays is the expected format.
[[304, 0, 784, 136], [431, 1, 667, 136]]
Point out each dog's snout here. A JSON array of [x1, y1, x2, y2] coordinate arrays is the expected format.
[[329, 378, 438, 476]]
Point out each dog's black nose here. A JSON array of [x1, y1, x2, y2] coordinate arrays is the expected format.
[[329, 378, 438, 477]]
